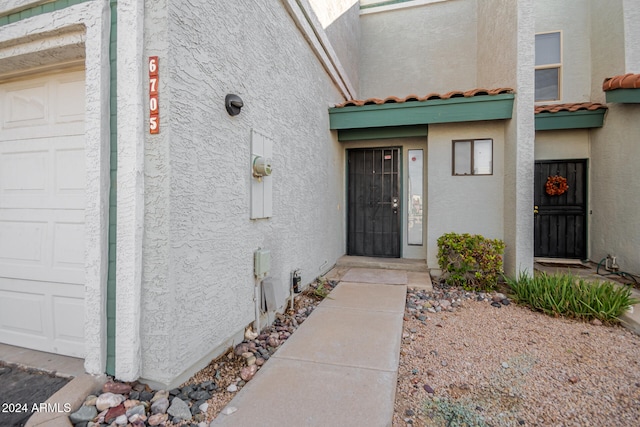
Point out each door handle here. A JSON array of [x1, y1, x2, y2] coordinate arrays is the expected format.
[[392, 197, 399, 213], [534, 205, 539, 214]]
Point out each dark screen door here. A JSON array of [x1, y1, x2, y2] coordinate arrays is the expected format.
[[347, 148, 401, 257], [534, 160, 587, 259]]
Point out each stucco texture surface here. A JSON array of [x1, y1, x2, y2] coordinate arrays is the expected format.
[[309, 0, 361, 95], [139, 1, 347, 386], [589, 105, 640, 274], [587, 0, 640, 275], [534, 129, 589, 161], [477, 0, 535, 276], [358, 0, 478, 98], [529, 0, 639, 276], [535, 0, 592, 103], [426, 122, 505, 268]]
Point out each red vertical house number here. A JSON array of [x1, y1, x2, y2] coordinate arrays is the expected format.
[[149, 56, 159, 134]]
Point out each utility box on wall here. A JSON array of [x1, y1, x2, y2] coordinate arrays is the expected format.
[[254, 249, 270, 279], [250, 130, 273, 219]]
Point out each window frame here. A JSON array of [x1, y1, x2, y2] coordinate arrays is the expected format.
[[535, 30, 563, 102], [451, 139, 494, 176]]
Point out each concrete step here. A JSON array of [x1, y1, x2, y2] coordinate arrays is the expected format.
[[335, 255, 429, 272]]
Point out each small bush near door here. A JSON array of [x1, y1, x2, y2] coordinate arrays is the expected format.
[[437, 232, 505, 291], [507, 272, 639, 323]]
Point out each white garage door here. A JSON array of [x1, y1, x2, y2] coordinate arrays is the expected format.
[[0, 70, 86, 358]]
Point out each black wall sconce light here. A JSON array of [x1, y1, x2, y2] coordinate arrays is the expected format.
[[225, 94, 243, 116]]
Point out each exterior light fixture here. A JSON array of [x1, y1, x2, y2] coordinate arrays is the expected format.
[[225, 94, 243, 116]]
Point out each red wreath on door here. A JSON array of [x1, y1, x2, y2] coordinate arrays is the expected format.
[[545, 175, 569, 196]]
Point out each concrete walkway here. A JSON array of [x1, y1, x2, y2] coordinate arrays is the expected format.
[[210, 267, 426, 427]]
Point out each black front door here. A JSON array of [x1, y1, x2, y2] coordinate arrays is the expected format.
[[534, 160, 587, 259], [347, 148, 401, 258]]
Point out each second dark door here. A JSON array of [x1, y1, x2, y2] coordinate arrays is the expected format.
[[347, 148, 401, 258], [534, 159, 587, 259]]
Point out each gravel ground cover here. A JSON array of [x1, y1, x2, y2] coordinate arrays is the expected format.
[[67, 282, 334, 427], [66, 275, 640, 427], [394, 284, 640, 427], [173, 287, 330, 425]]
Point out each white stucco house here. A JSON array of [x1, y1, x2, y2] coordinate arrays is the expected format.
[[0, 0, 638, 388]]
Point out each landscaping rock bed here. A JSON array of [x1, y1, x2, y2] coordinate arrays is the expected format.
[[394, 281, 640, 426], [68, 280, 336, 427]]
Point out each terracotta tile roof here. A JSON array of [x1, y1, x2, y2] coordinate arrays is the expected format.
[[602, 73, 640, 91], [334, 88, 514, 108], [534, 102, 607, 114]]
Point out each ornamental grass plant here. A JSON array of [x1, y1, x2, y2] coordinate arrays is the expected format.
[[506, 272, 639, 323]]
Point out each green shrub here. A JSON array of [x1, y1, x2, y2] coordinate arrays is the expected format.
[[506, 272, 639, 323], [437, 232, 505, 291]]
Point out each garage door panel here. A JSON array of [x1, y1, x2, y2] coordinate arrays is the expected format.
[[0, 135, 85, 209], [53, 295, 84, 342], [55, 78, 85, 123], [2, 81, 48, 128], [55, 147, 85, 193], [0, 278, 84, 357], [0, 219, 47, 266], [52, 221, 85, 273], [0, 288, 47, 336], [0, 149, 48, 192], [0, 210, 84, 284], [0, 70, 86, 358]]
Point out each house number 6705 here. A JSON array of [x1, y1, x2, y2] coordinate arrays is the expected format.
[[149, 56, 159, 134]]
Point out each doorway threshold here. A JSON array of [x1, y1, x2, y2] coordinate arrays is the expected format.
[[336, 255, 428, 272]]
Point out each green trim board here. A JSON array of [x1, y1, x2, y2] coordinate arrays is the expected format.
[[337, 125, 428, 141], [106, 0, 117, 376], [605, 89, 640, 103], [0, 0, 91, 26], [329, 94, 514, 130], [535, 109, 606, 131]]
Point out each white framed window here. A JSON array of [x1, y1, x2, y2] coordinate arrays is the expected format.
[[535, 31, 562, 102], [452, 139, 493, 176]]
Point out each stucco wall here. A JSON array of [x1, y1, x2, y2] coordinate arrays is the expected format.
[[623, 0, 640, 71], [588, 106, 640, 274], [534, 130, 589, 161], [139, 1, 348, 387], [587, 0, 640, 275], [589, 0, 625, 101], [426, 122, 505, 269], [358, 0, 478, 98], [534, 0, 591, 103], [309, 0, 360, 95], [477, 0, 535, 276]]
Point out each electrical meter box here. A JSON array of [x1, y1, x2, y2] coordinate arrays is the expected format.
[[254, 249, 271, 279], [250, 130, 273, 219]]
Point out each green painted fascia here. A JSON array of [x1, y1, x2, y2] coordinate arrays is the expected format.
[[535, 109, 606, 131], [605, 89, 640, 103], [106, 0, 117, 377], [329, 94, 514, 130], [337, 125, 428, 141], [0, 0, 91, 27]]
